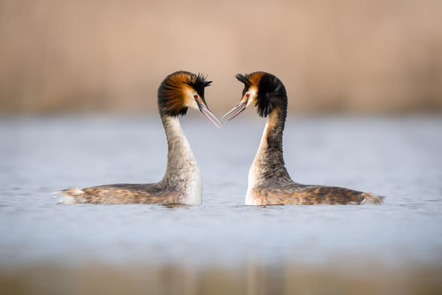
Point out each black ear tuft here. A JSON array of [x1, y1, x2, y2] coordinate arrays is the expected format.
[[235, 74, 251, 87], [186, 73, 212, 98]]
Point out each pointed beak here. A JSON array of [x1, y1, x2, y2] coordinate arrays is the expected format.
[[196, 99, 222, 128], [222, 98, 248, 122]]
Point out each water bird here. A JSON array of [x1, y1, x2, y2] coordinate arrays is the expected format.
[[223, 71, 384, 205], [56, 71, 221, 205]]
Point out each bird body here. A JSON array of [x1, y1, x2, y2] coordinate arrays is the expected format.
[[224, 71, 384, 205], [56, 71, 220, 205]]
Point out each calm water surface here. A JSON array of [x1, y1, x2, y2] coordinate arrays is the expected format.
[[1, 116, 441, 272]]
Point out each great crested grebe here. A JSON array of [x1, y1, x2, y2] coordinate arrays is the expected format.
[[56, 71, 221, 205], [223, 71, 384, 205]]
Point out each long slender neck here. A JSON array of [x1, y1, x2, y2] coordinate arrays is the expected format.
[[159, 115, 200, 190], [249, 105, 291, 186]]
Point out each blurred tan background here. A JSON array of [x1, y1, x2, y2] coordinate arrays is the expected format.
[[1, 0, 441, 115]]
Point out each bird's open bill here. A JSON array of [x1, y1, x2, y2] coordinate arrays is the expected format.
[[196, 100, 222, 128], [222, 99, 248, 122]]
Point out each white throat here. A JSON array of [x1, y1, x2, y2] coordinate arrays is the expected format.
[[245, 118, 270, 205], [245, 108, 283, 205], [162, 116, 202, 205]]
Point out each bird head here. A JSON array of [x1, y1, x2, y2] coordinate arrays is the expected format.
[[223, 71, 287, 121], [158, 71, 222, 127]]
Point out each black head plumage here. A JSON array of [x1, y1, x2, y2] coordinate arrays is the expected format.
[[236, 72, 287, 117]]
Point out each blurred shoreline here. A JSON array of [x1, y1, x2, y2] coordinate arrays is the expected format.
[[1, 0, 441, 115]]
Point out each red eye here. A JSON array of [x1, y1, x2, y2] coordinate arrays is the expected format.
[[246, 93, 250, 98], [194, 95, 198, 99]]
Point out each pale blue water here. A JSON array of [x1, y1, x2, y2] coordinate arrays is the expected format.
[[1, 116, 441, 270]]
